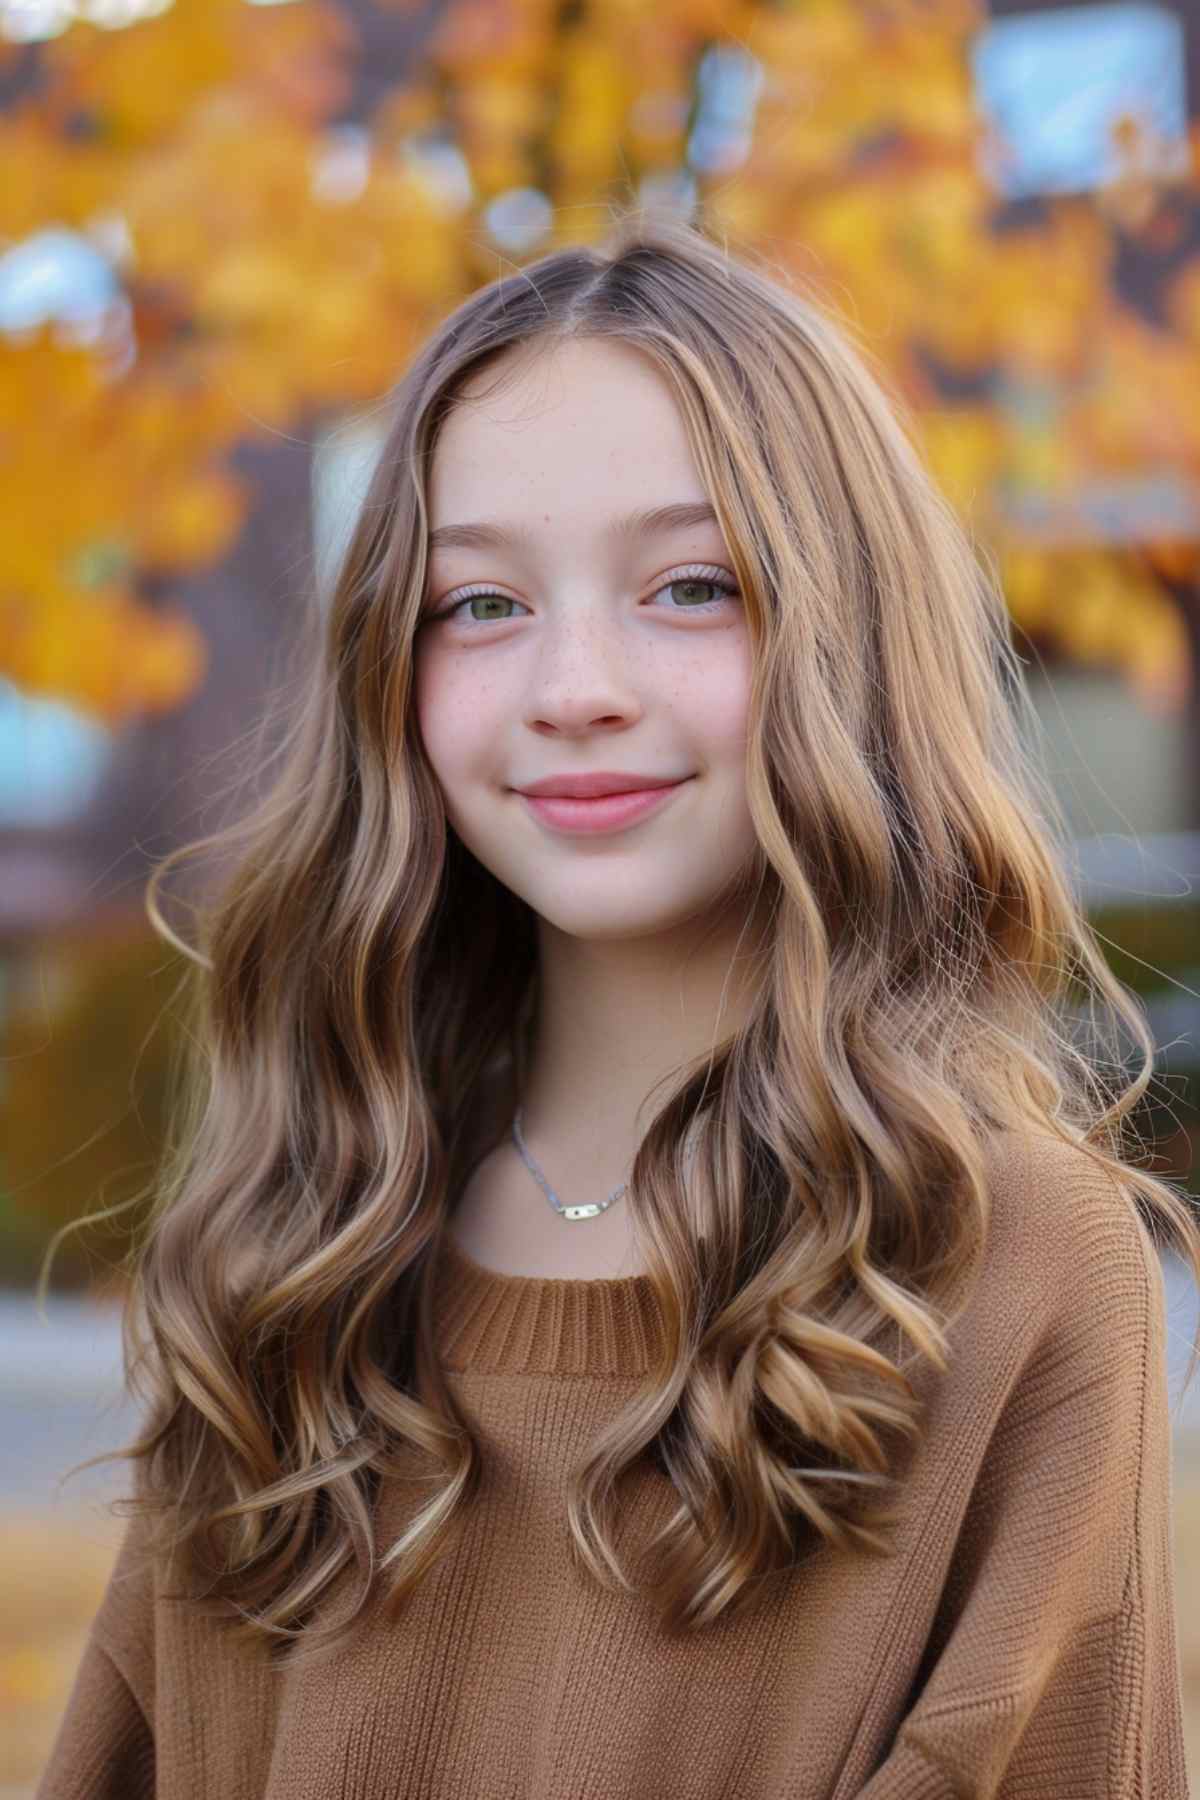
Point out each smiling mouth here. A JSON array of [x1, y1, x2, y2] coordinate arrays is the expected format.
[[516, 778, 692, 835]]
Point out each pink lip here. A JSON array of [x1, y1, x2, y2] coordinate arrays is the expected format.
[[519, 779, 691, 835], [517, 771, 687, 798]]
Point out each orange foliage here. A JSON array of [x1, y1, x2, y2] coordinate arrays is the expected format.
[[2, 0, 1197, 720]]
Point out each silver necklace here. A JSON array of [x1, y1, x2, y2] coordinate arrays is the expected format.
[[511, 1105, 700, 1222]]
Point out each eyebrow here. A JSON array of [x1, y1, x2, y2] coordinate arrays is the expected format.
[[426, 499, 722, 554]]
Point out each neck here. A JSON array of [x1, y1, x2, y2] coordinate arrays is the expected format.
[[516, 885, 774, 1188]]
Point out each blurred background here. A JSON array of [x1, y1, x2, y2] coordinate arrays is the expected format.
[[2, 0, 1200, 1791]]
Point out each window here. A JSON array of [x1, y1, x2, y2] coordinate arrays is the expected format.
[[971, 3, 1188, 198]]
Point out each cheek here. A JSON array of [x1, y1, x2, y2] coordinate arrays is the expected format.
[[675, 652, 752, 766], [412, 652, 498, 785]]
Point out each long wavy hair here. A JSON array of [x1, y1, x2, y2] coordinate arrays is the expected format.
[[45, 204, 1200, 1671]]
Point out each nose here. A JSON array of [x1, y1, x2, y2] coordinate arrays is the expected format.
[[520, 605, 645, 737]]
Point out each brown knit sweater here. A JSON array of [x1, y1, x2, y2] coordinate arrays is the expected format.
[[36, 1131, 1190, 1798]]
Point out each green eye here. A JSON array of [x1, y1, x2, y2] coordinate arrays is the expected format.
[[429, 566, 740, 628]]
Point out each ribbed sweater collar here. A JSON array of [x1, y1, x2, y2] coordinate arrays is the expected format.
[[432, 1231, 666, 1378]]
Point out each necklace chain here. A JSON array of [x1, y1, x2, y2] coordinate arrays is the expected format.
[[511, 1105, 700, 1223]]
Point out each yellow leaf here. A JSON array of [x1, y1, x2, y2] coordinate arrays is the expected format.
[[0, 1647, 58, 1705], [138, 469, 247, 570]]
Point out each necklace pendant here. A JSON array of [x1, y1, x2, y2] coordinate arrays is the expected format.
[[562, 1201, 605, 1220]]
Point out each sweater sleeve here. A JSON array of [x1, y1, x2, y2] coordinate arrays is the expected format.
[[854, 1171, 1189, 1800], [34, 1634, 155, 1800], [35, 1506, 158, 1800]]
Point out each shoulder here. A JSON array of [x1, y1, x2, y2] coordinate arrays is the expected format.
[[961, 1128, 1163, 1355], [980, 1127, 1156, 1268]]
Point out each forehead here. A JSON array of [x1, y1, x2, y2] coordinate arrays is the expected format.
[[426, 337, 710, 537]]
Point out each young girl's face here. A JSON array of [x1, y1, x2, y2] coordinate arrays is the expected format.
[[413, 335, 760, 945]]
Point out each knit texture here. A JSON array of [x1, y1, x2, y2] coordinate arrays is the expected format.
[[36, 1131, 1190, 1798]]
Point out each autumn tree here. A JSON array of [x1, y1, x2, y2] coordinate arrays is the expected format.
[[1, 0, 1197, 747]]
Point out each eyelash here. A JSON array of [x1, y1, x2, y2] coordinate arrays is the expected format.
[[425, 564, 741, 628]]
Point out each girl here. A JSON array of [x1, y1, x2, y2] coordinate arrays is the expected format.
[[38, 206, 1197, 1798]]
